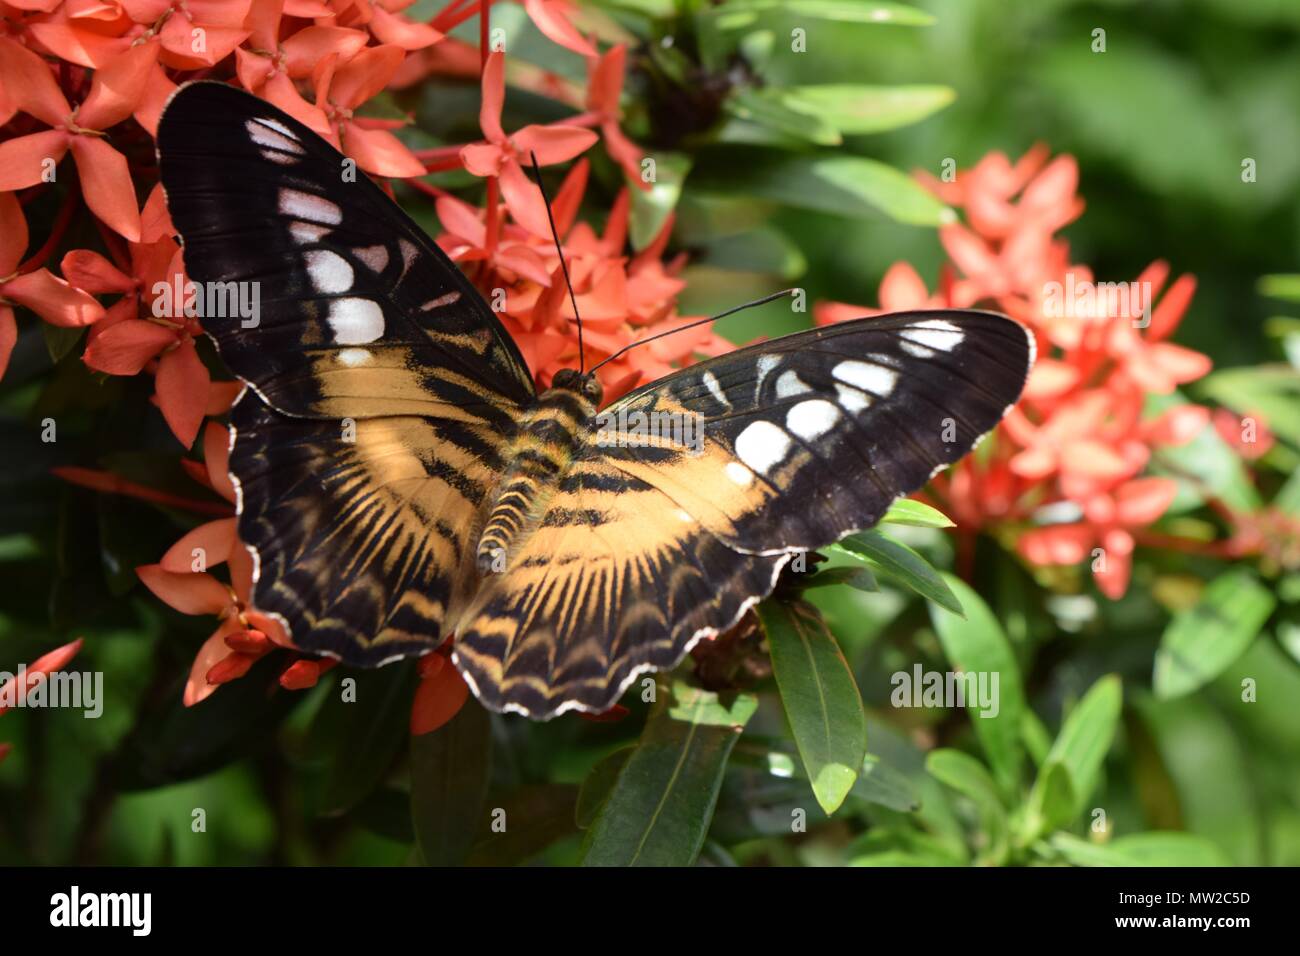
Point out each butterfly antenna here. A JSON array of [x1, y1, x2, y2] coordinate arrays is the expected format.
[[588, 288, 797, 375], [529, 151, 586, 374]]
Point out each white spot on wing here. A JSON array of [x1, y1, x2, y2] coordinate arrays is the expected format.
[[902, 322, 965, 352], [833, 359, 897, 396], [725, 462, 753, 486], [327, 298, 384, 344], [420, 291, 462, 310], [735, 420, 791, 474], [836, 383, 872, 413], [701, 370, 730, 409], [354, 245, 390, 272], [900, 340, 936, 358], [787, 399, 840, 440], [304, 249, 353, 294], [775, 369, 811, 398], [337, 348, 372, 367], [290, 222, 329, 245], [755, 354, 780, 395], [278, 188, 341, 225], [257, 117, 298, 141], [246, 119, 304, 154]]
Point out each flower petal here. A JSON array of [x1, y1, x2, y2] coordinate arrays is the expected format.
[[340, 123, 425, 178], [60, 249, 135, 294], [83, 319, 175, 374], [70, 137, 141, 241], [512, 123, 598, 166], [410, 655, 470, 735], [2, 268, 106, 327], [137, 564, 232, 615], [156, 337, 209, 447], [160, 517, 237, 572], [0, 130, 70, 191]]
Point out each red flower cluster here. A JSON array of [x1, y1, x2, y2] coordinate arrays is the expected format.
[[818, 147, 1224, 598]]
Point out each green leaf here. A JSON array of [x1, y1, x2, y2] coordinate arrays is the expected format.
[[629, 152, 690, 250], [313, 666, 416, 815], [798, 565, 879, 592], [695, 154, 951, 227], [774, 84, 955, 135], [928, 574, 1026, 795], [465, 784, 578, 866], [410, 701, 493, 865], [1023, 757, 1076, 839], [575, 748, 632, 829], [1154, 570, 1275, 698], [705, 0, 935, 30], [579, 691, 747, 866], [726, 89, 841, 145], [760, 599, 867, 815], [1260, 273, 1300, 302], [696, 227, 807, 279], [926, 749, 1008, 864], [838, 530, 962, 614], [668, 681, 759, 727], [880, 498, 955, 529], [854, 754, 921, 812], [1025, 675, 1122, 837], [1050, 832, 1231, 867]]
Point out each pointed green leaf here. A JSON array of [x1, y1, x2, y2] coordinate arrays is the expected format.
[[776, 84, 955, 135], [760, 599, 867, 814], [580, 691, 747, 866], [1050, 832, 1230, 867], [706, 0, 934, 30], [1155, 570, 1275, 698], [629, 152, 690, 250], [837, 530, 962, 614], [928, 574, 1026, 795], [880, 498, 956, 529], [696, 155, 951, 227], [926, 748, 1009, 864], [1025, 675, 1122, 839], [410, 701, 493, 865]]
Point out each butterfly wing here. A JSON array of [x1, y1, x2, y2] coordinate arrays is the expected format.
[[158, 82, 527, 664], [454, 310, 1033, 716]]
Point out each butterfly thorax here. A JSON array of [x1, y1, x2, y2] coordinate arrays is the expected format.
[[476, 370, 603, 574]]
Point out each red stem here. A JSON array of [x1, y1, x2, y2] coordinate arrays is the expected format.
[[18, 189, 80, 274]]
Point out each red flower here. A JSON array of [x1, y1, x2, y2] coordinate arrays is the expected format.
[[460, 51, 597, 238], [0, 193, 105, 378], [0, 39, 152, 240], [1018, 478, 1179, 598]]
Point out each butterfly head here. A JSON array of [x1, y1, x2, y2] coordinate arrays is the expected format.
[[550, 368, 603, 408]]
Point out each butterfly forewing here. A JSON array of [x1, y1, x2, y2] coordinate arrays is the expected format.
[[156, 81, 534, 421], [603, 310, 1033, 553]]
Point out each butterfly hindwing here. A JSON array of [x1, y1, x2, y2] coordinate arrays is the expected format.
[[456, 310, 1033, 717], [157, 82, 528, 663]]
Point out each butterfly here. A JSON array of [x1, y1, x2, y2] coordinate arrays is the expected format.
[[156, 82, 1034, 719]]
